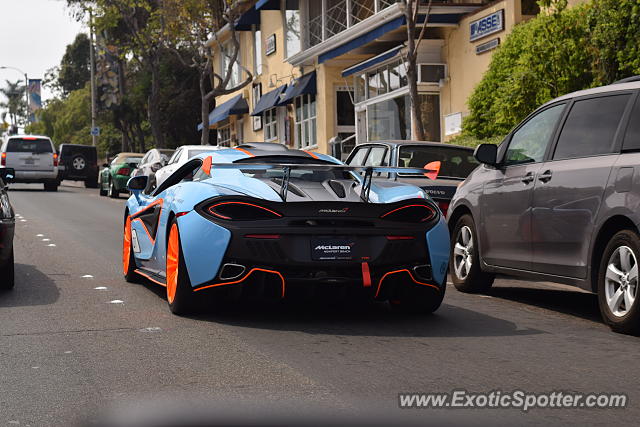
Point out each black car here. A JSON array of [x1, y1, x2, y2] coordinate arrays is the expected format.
[[346, 141, 479, 216], [0, 168, 15, 290], [57, 144, 99, 188]]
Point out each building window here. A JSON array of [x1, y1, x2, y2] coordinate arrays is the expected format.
[[366, 94, 411, 141], [217, 123, 232, 147], [294, 94, 317, 148], [284, 0, 301, 57], [264, 107, 278, 141], [358, 59, 407, 102], [253, 27, 262, 75], [221, 41, 241, 88]]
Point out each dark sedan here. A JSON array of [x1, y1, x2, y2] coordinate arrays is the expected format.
[[0, 168, 15, 290], [346, 141, 479, 216]]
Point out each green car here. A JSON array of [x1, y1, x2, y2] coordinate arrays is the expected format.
[[99, 152, 144, 198]]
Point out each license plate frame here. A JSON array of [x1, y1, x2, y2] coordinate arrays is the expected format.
[[311, 237, 355, 261]]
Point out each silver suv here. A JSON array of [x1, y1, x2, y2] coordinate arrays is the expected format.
[[448, 79, 640, 334], [1, 135, 59, 191]]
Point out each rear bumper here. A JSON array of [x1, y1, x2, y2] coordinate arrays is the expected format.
[[113, 175, 130, 190], [13, 169, 58, 182]]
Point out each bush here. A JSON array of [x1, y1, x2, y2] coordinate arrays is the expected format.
[[447, 134, 506, 148]]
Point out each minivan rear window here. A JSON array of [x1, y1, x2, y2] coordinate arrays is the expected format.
[[6, 138, 53, 153], [398, 146, 478, 179]]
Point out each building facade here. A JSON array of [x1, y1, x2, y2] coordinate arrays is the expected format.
[[202, 0, 587, 157]]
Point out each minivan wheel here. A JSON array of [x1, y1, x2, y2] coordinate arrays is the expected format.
[[44, 181, 58, 192], [598, 230, 640, 335], [450, 214, 494, 293]]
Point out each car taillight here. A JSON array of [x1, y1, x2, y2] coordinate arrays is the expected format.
[[380, 204, 437, 223], [118, 167, 131, 176], [53, 153, 58, 167], [1, 153, 5, 166], [207, 201, 282, 221], [437, 201, 450, 217]]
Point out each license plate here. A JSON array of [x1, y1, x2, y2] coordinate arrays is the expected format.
[[311, 237, 355, 261], [24, 158, 35, 165]]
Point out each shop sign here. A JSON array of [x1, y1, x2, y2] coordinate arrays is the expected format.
[[476, 38, 500, 55], [470, 9, 504, 42], [265, 34, 276, 56]]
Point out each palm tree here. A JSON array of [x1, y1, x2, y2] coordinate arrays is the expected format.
[[0, 80, 27, 128]]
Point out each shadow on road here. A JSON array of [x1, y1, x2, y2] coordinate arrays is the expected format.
[[0, 263, 60, 307], [183, 297, 542, 338], [488, 286, 601, 323]]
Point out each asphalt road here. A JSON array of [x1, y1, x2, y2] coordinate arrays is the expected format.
[[1, 182, 639, 426]]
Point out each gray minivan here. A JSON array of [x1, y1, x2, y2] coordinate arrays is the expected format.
[[447, 79, 640, 334]]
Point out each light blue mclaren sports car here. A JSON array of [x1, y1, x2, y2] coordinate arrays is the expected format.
[[122, 143, 450, 315]]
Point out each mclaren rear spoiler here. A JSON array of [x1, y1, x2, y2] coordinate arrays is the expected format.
[[203, 159, 439, 202]]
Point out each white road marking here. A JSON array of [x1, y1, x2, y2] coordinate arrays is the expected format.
[[42, 238, 50, 242], [20, 219, 26, 222], [109, 300, 124, 304], [47, 244, 56, 247], [64, 351, 72, 354], [36, 234, 44, 237], [140, 327, 162, 332], [31, 366, 39, 369], [94, 287, 108, 290], [82, 274, 94, 278], [477, 295, 493, 298]]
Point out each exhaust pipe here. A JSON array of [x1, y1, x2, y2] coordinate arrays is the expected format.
[[219, 263, 246, 281]]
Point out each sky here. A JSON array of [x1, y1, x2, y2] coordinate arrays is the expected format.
[[0, 0, 85, 103]]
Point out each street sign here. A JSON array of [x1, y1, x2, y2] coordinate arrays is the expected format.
[[90, 127, 101, 136]]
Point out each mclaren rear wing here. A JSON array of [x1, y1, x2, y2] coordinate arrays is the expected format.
[[204, 161, 438, 202]]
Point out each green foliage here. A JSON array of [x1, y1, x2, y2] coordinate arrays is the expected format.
[[58, 33, 91, 95], [465, 3, 593, 138], [447, 134, 506, 148], [0, 80, 27, 128]]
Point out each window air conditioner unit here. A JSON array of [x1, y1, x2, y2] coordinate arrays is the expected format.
[[419, 64, 447, 84]]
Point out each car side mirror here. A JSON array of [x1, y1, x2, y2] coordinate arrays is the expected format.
[[0, 168, 15, 183], [474, 144, 498, 166], [127, 175, 148, 192]]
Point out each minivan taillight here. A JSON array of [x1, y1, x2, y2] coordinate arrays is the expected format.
[[1, 152, 5, 166]]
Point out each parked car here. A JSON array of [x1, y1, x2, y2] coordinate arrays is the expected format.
[[0, 168, 15, 290], [122, 146, 450, 315], [99, 152, 143, 198], [0, 135, 59, 191], [154, 145, 219, 189], [448, 78, 640, 334], [132, 148, 175, 192], [57, 144, 99, 188], [346, 141, 478, 216]]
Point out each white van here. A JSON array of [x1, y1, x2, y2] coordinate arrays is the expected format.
[[1, 135, 59, 191]]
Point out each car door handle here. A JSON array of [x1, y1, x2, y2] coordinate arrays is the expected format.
[[522, 172, 534, 184], [538, 170, 553, 183]]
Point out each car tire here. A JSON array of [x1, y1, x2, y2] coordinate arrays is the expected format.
[[99, 185, 107, 196], [450, 214, 494, 293], [85, 178, 99, 189], [44, 181, 58, 192], [0, 249, 15, 290], [108, 179, 119, 198], [123, 216, 140, 283], [166, 220, 194, 315], [597, 230, 640, 335], [390, 281, 445, 314]]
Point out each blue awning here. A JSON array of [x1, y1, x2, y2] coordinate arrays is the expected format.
[[251, 85, 287, 116], [197, 94, 249, 131], [256, 0, 279, 10], [278, 72, 316, 105], [341, 46, 403, 77], [235, 6, 261, 31], [319, 17, 404, 64]]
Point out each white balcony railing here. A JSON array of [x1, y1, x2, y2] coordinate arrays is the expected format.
[[307, 0, 397, 47]]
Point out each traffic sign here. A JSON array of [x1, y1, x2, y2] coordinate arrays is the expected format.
[[90, 127, 101, 136]]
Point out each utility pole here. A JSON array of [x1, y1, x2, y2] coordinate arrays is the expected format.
[[89, 9, 98, 146]]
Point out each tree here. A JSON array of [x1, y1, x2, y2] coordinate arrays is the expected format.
[[58, 33, 92, 95], [160, 0, 253, 145], [0, 80, 27, 129], [402, 0, 432, 141]]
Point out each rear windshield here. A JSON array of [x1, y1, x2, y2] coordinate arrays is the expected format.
[[398, 146, 478, 179], [6, 138, 53, 153], [124, 158, 141, 164], [187, 149, 215, 159]]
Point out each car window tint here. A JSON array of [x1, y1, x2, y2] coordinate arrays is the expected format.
[[623, 96, 640, 151], [554, 94, 630, 160], [187, 149, 214, 159], [169, 149, 182, 164], [398, 146, 479, 178], [504, 104, 566, 166], [6, 139, 53, 153], [347, 147, 370, 166], [365, 147, 387, 166]]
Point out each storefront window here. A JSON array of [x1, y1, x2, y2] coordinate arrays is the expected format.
[[358, 60, 408, 102], [284, 0, 301, 57], [295, 94, 317, 148], [264, 108, 278, 141], [366, 94, 411, 141], [217, 123, 232, 147]]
